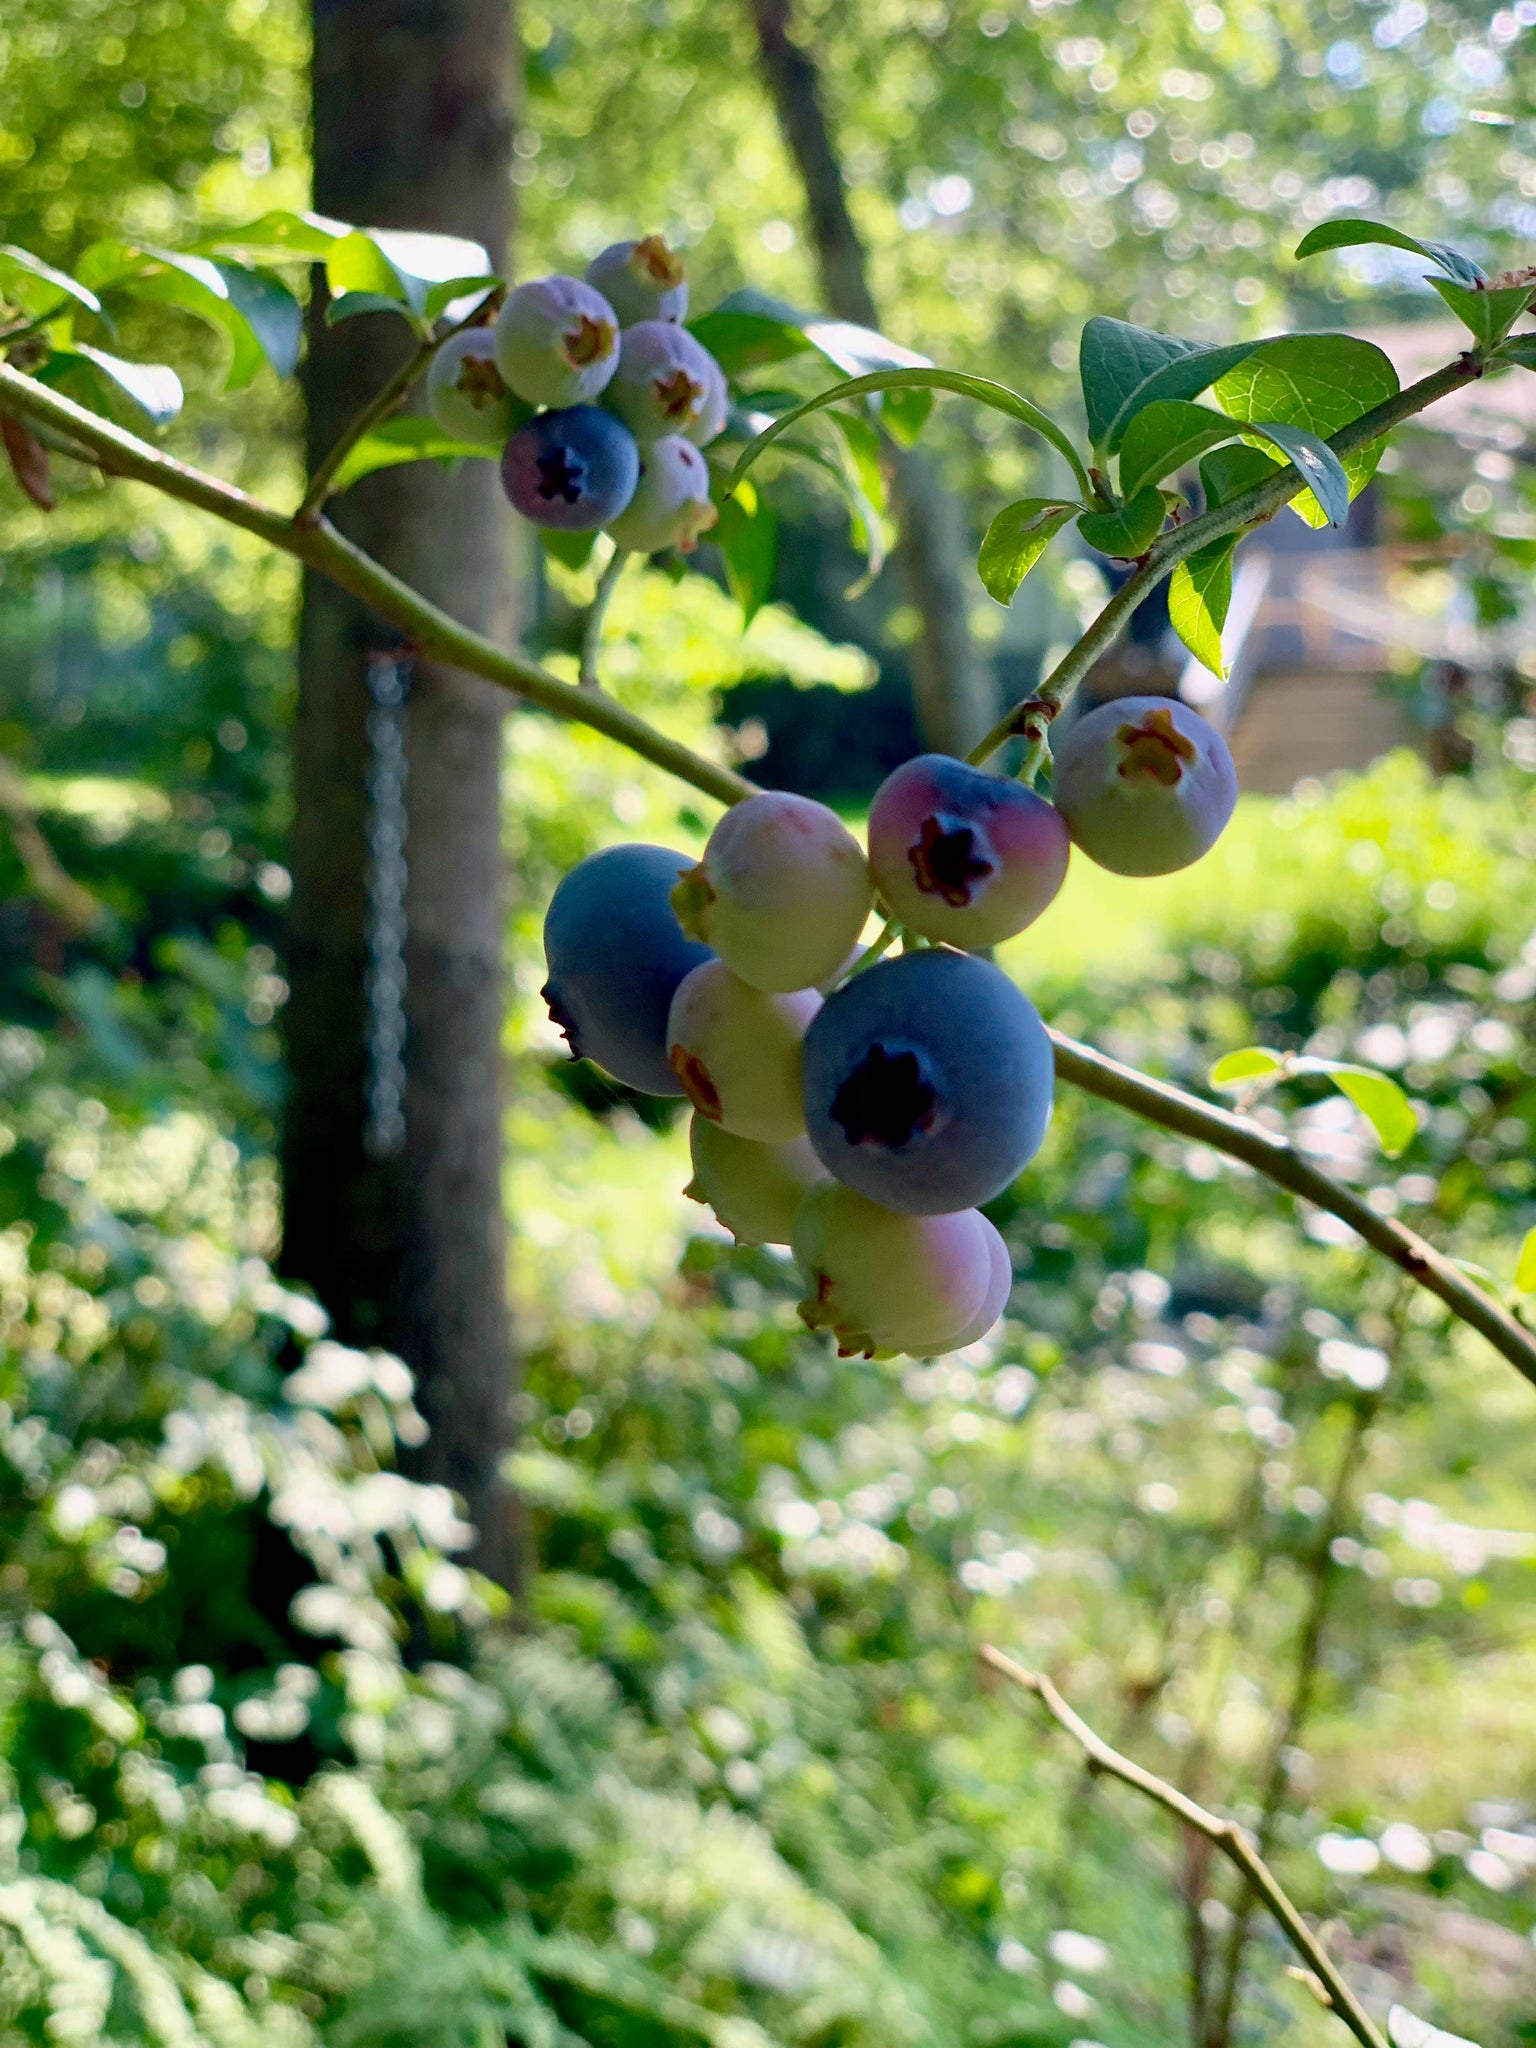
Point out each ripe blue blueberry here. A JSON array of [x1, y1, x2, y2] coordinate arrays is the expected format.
[[501, 406, 640, 532], [666, 960, 819, 1142], [605, 321, 728, 447], [585, 235, 689, 326], [541, 843, 713, 1094], [672, 792, 873, 995], [684, 1117, 825, 1247], [605, 436, 718, 555], [1051, 694, 1238, 877], [792, 1182, 995, 1358], [493, 275, 620, 409], [801, 950, 1054, 1214], [867, 754, 1072, 950], [426, 329, 518, 447]]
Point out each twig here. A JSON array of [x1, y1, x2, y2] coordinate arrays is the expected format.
[[295, 287, 504, 525], [1049, 1029, 1536, 1392], [979, 1647, 1389, 2048], [967, 355, 1483, 767], [579, 546, 630, 691], [1204, 1393, 1378, 2046]]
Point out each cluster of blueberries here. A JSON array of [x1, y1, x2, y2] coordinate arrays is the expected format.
[[426, 233, 724, 555], [543, 698, 1238, 1359]]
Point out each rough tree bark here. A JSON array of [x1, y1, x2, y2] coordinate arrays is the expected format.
[[285, 0, 522, 1590], [746, 0, 993, 756]]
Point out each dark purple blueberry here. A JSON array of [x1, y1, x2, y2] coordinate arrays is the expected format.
[[801, 950, 1054, 1214], [501, 405, 640, 531], [541, 843, 713, 1094]]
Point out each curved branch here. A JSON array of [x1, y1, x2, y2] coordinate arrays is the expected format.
[[1050, 1029, 1536, 1391], [0, 360, 754, 810], [968, 354, 1483, 765], [979, 1647, 1389, 2048]]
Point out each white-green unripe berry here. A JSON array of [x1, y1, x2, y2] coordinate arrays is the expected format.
[[605, 436, 718, 555], [671, 792, 873, 995], [792, 1182, 993, 1359], [426, 328, 518, 447], [921, 1216, 1011, 1354], [666, 960, 820, 1143], [585, 235, 688, 325], [605, 321, 728, 447], [493, 275, 620, 410], [684, 1116, 826, 1246]]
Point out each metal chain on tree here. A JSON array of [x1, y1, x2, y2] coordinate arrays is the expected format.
[[363, 649, 411, 1160]]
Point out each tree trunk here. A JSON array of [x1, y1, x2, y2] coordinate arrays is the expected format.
[[747, 0, 994, 756], [285, 0, 522, 1592]]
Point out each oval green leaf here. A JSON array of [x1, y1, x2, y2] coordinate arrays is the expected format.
[[1321, 1064, 1417, 1158], [1077, 485, 1165, 560], [1429, 275, 1536, 353], [1211, 334, 1398, 529], [0, 246, 103, 319], [1515, 1225, 1536, 1295], [977, 498, 1076, 604], [328, 416, 500, 495], [1209, 1046, 1285, 1089], [1295, 220, 1485, 289], [1169, 533, 1237, 675]]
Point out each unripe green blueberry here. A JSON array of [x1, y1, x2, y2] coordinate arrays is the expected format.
[[792, 1181, 993, 1359], [672, 792, 873, 995], [605, 321, 728, 446], [1051, 694, 1238, 877], [867, 754, 1071, 950], [585, 235, 689, 325], [666, 960, 820, 1142], [931, 1217, 1012, 1353], [494, 275, 620, 409], [684, 1116, 826, 1246], [424, 328, 518, 447], [605, 436, 718, 555]]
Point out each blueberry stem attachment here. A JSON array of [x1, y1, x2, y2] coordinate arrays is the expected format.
[[967, 351, 1487, 771], [0, 358, 754, 808], [979, 1647, 1389, 2048], [297, 287, 505, 525], [1049, 1027, 1536, 1391], [578, 545, 631, 691]]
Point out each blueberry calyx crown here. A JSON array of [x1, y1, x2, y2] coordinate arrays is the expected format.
[[830, 1042, 939, 1150], [908, 814, 996, 907], [653, 367, 704, 420], [542, 981, 583, 1058], [454, 355, 508, 408], [799, 1270, 882, 1359], [669, 864, 714, 939], [633, 234, 685, 287], [563, 312, 616, 367], [1115, 706, 1196, 787], [669, 1045, 723, 1120], [535, 444, 590, 505]]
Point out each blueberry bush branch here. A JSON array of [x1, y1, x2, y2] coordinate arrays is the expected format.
[[579, 545, 631, 691], [978, 1646, 1390, 2048]]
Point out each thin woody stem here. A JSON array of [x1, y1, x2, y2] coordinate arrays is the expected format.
[[979, 1647, 1389, 2048], [579, 546, 631, 691], [1049, 1029, 1536, 1390], [967, 354, 1484, 767]]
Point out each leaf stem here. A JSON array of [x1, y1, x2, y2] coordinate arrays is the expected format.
[[979, 1647, 1389, 2048], [0, 358, 753, 808], [1049, 1028, 1536, 1390], [579, 546, 630, 691], [968, 353, 1483, 766]]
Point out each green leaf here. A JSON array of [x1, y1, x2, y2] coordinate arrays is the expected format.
[[1212, 334, 1398, 529], [1295, 219, 1485, 289], [326, 231, 413, 308], [713, 487, 778, 627], [38, 344, 183, 426], [0, 245, 102, 319], [326, 291, 417, 328], [1077, 485, 1166, 559], [880, 384, 933, 446], [1291, 1058, 1417, 1157], [1428, 275, 1535, 352], [1118, 402, 1348, 524], [190, 209, 350, 260], [977, 498, 1077, 604], [73, 243, 303, 387], [324, 230, 495, 327], [692, 289, 935, 443], [541, 528, 598, 573], [1079, 317, 1206, 449], [1200, 443, 1280, 509], [1209, 1046, 1285, 1089], [1169, 534, 1237, 675], [688, 288, 811, 373], [422, 275, 502, 321], [1515, 1226, 1536, 1294], [1499, 334, 1536, 370], [327, 416, 498, 496], [727, 367, 1093, 502], [826, 409, 886, 519]]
